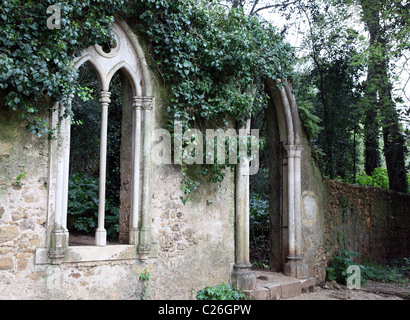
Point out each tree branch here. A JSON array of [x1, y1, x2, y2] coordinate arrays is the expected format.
[[252, 0, 301, 16]]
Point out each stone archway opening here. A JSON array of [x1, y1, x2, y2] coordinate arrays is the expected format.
[[232, 79, 307, 290], [265, 94, 286, 272], [248, 82, 287, 273], [67, 63, 136, 246]]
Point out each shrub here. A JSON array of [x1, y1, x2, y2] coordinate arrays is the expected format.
[[249, 194, 270, 238], [196, 283, 247, 300], [361, 258, 410, 284], [67, 172, 119, 240], [327, 250, 410, 285], [326, 250, 363, 285], [336, 168, 389, 189], [249, 194, 270, 266]]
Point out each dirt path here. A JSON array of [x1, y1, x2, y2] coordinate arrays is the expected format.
[[286, 281, 409, 300]]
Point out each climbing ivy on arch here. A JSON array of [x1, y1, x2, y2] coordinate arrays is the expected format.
[[131, 0, 294, 124], [1, 0, 295, 200], [128, 0, 295, 200], [0, 0, 128, 136]]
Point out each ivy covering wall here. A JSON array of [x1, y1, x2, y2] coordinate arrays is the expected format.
[[1, 0, 294, 199]]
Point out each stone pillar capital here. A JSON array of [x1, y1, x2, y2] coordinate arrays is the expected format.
[[99, 91, 111, 105], [285, 144, 304, 158], [133, 96, 154, 110]]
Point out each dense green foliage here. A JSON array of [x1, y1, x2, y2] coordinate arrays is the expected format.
[[0, 0, 127, 136], [133, 0, 293, 125], [361, 258, 410, 284], [67, 173, 119, 240], [249, 193, 270, 266], [335, 168, 390, 190], [326, 250, 364, 285], [229, 0, 408, 193], [287, 0, 409, 192], [1, 0, 295, 201], [196, 283, 248, 300], [130, 0, 294, 200], [327, 250, 410, 285]]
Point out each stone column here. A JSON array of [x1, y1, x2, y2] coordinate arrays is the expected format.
[[129, 97, 143, 245], [95, 91, 111, 246], [294, 146, 303, 258], [285, 145, 296, 258], [231, 120, 256, 290], [49, 104, 70, 264], [137, 97, 155, 260], [62, 108, 72, 234], [284, 145, 308, 279]]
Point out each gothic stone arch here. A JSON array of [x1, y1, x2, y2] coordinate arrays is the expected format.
[[232, 78, 307, 290], [36, 19, 306, 288], [265, 78, 308, 280], [38, 20, 157, 265]]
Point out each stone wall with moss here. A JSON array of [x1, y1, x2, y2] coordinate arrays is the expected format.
[[0, 101, 49, 273], [300, 131, 329, 282], [298, 136, 410, 282], [323, 180, 410, 265], [293, 125, 410, 282], [0, 66, 235, 300], [147, 84, 236, 299]]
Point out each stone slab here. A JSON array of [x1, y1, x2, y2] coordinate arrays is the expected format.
[[281, 280, 302, 299], [263, 283, 282, 300], [244, 287, 270, 300]]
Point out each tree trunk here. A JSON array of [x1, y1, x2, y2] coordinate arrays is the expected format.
[[361, 0, 408, 192], [361, 0, 382, 175], [379, 57, 408, 193]]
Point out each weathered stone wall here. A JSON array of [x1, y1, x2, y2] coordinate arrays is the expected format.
[[323, 180, 410, 264], [293, 126, 410, 282], [299, 131, 328, 282], [0, 103, 52, 297], [149, 164, 235, 299], [147, 87, 235, 299], [0, 63, 235, 300]]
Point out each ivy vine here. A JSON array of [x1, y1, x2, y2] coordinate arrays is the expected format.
[[1, 0, 294, 201], [129, 0, 294, 201], [0, 0, 127, 137]]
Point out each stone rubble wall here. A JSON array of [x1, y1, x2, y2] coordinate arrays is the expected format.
[[0, 85, 235, 300], [298, 130, 410, 283], [323, 180, 410, 265]]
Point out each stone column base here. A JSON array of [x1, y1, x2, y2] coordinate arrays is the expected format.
[[231, 263, 256, 291], [49, 229, 69, 265], [284, 256, 309, 279], [95, 228, 107, 246]]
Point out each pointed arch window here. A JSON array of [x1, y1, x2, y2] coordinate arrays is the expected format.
[[35, 21, 156, 265]]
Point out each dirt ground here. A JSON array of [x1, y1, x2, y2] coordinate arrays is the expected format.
[[286, 280, 409, 300]]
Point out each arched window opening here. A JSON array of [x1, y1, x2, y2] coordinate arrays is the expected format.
[[67, 63, 124, 246], [41, 21, 156, 265]]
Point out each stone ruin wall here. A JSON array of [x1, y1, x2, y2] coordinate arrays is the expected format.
[[297, 131, 410, 283], [323, 180, 410, 265], [1, 88, 409, 299], [0, 87, 235, 299]]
